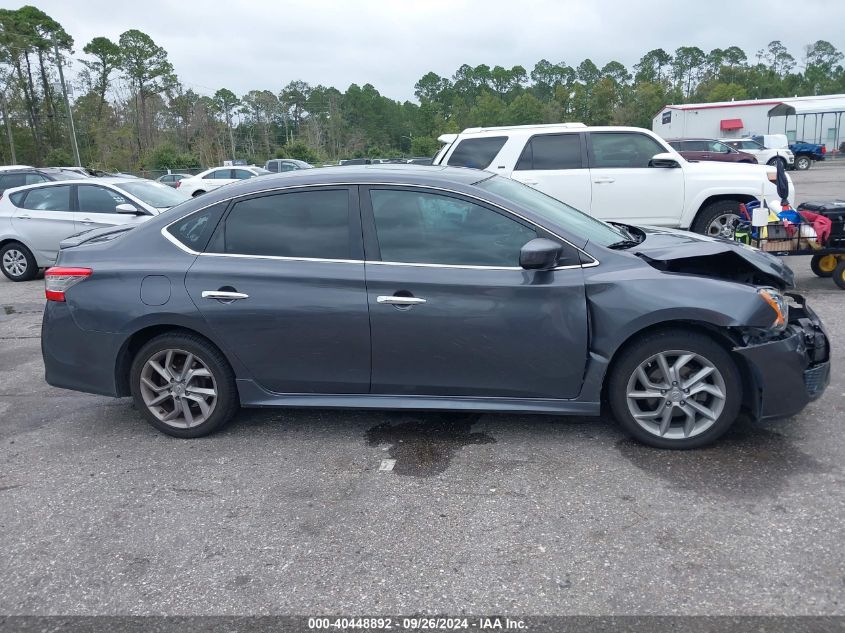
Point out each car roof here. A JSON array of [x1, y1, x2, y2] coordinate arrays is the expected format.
[[1, 177, 144, 196], [449, 124, 657, 139]]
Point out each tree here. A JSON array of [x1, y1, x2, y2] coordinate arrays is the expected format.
[[505, 93, 546, 125], [118, 29, 174, 155], [81, 36, 121, 119], [634, 49, 672, 84], [765, 40, 795, 77], [213, 88, 239, 158], [672, 46, 706, 97]]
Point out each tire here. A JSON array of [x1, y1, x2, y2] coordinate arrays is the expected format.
[[834, 260, 845, 290], [608, 329, 741, 449], [192, 190, 205, 197], [691, 199, 743, 238], [810, 253, 838, 278], [0, 241, 38, 282], [129, 332, 239, 438], [767, 157, 785, 170], [795, 156, 811, 171]]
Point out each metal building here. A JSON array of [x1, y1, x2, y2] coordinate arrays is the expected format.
[[652, 94, 845, 150]]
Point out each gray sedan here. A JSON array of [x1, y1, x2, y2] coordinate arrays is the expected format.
[[40, 166, 829, 448]]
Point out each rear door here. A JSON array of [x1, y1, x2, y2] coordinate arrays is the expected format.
[[509, 132, 591, 212], [10, 184, 75, 263], [361, 186, 588, 399], [184, 186, 371, 394], [587, 131, 685, 226], [75, 184, 145, 230]]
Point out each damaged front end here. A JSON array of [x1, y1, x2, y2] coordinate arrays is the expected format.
[[731, 293, 830, 420]]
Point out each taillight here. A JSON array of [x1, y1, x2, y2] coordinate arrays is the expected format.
[[45, 267, 92, 301], [821, 146, 827, 154], [174, 180, 181, 188]]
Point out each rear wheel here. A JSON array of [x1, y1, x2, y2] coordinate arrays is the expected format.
[[834, 260, 845, 290], [691, 200, 743, 238], [795, 156, 811, 171], [0, 242, 38, 282], [130, 332, 239, 437], [810, 253, 838, 278], [608, 330, 741, 449]]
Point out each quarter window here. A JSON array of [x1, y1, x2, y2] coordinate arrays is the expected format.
[[77, 185, 131, 214], [167, 203, 227, 251], [369, 189, 536, 267], [590, 132, 665, 168], [515, 134, 582, 170], [21, 185, 72, 211], [213, 190, 351, 259], [447, 136, 507, 169]]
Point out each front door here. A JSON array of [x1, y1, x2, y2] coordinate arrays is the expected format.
[[361, 186, 589, 399], [587, 131, 685, 227], [75, 184, 142, 230], [11, 184, 75, 263], [185, 186, 371, 394]]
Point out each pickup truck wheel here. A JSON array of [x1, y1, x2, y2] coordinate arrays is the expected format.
[[795, 156, 811, 170], [810, 254, 837, 278], [608, 330, 741, 449], [691, 200, 742, 238]]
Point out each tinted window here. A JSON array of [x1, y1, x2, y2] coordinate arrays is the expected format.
[[370, 189, 536, 267], [515, 134, 582, 170], [216, 190, 350, 259], [447, 136, 507, 169], [22, 185, 72, 211], [8, 191, 26, 207], [668, 141, 682, 150], [77, 185, 131, 213], [266, 161, 280, 173], [683, 140, 707, 151], [167, 203, 227, 252], [0, 173, 27, 190], [204, 169, 230, 180], [590, 132, 665, 168], [232, 169, 254, 180], [708, 140, 730, 153], [25, 173, 47, 185], [280, 162, 297, 172]]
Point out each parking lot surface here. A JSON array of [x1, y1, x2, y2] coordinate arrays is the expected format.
[[0, 165, 843, 616]]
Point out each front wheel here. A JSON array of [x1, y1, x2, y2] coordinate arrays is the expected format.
[[608, 330, 741, 449], [833, 260, 845, 290], [767, 157, 786, 170], [795, 156, 811, 171], [130, 332, 239, 437], [0, 241, 38, 282], [691, 200, 743, 237], [810, 253, 838, 278]]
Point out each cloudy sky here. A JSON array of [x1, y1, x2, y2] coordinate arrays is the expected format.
[[9, 0, 845, 101]]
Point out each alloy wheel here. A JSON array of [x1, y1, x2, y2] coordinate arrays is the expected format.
[[705, 212, 740, 239], [2, 249, 27, 278], [625, 350, 727, 440], [139, 349, 218, 428]]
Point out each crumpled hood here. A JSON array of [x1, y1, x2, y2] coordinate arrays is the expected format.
[[630, 225, 795, 289]]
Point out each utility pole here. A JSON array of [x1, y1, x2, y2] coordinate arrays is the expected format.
[[0, 91, 16, 164], [52, 34, 81, 167]]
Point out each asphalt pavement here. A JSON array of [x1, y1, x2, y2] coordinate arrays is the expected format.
[[0, 165, 843, 617]]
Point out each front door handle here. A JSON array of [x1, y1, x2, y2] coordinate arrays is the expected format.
[[593, 177, 615, 184], [377, 296, 426, 306], [521, 179, 539, 185], [202, 290, 249, 301], [17, 215, 31, 219]]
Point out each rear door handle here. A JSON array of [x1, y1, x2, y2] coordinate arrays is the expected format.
[[593, 177, 615, 184], [202, 290, 249, 300], [17, 215, 31, 219], [377, 296, 426, 305]]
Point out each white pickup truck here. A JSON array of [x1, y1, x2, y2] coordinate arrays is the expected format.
[[432, 124, 793, 237]]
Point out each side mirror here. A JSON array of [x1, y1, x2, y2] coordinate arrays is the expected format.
[[115, 203, 139, 214], [649, 152, 681, 168], [520, 238, 562, 271]]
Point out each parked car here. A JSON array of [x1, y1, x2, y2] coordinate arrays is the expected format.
[[407, 157, 433, 165], [175, 166, 270, 197], [339, 158, 374, 165], [156, 173, 192, 187], [667, 139, 757, 164], [40, 166, 828, 448], [0, 166, 82, 194], [720, 138, 794, 170], [433, 124, 793, 237], [789, 142, 826, 170], [264, 159, 313, 173], [0, 178, 188, 281]]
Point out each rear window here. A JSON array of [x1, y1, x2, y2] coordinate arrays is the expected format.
[[447, 136, 507, 169]]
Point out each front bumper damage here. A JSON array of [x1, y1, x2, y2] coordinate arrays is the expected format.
[[733, 293, 830, 420]]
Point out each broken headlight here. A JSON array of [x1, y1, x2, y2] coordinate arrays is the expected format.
[[758, 287, 788, 330]]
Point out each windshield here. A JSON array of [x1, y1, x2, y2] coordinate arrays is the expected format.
[[113, 180, 190, 208], [475, 175, 627, 247]]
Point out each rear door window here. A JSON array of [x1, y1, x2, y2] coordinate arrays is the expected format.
[[515, 134, 583, 170], [446, 136, 507, 169], [21, 185, 72, 211], [210, 189, 352, 259]]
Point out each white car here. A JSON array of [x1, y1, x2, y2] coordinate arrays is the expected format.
[[0, 178, 188, 281], [720, 138, 794, 169], [433, 124, 793, 237], [176, 166, 270, 197]]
